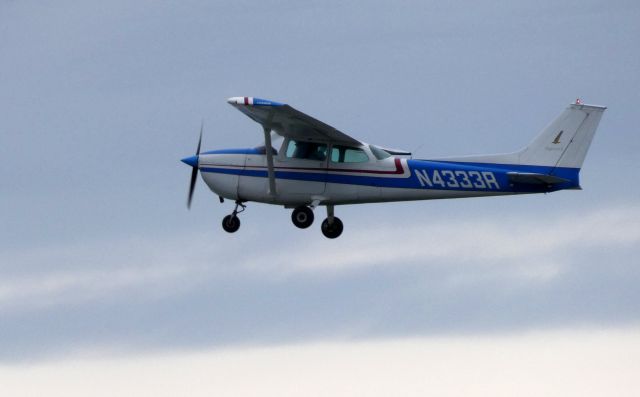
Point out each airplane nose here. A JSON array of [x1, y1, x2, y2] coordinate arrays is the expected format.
[[181, 155, 199, 168]]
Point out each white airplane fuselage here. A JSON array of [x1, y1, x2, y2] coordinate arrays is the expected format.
[[196, 143, 574, 207]]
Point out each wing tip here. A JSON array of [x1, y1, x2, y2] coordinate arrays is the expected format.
[[227, 97, 286, 107]]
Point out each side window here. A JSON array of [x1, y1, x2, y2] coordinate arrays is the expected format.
[[285, 140, 297, 158], [330, 147, 341, 162], [345, 148, 369, 162], [285, 140, 327, 161], [330, 145, 369, 163]]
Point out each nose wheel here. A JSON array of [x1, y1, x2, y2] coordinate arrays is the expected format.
[[222, 215, 240, 233], [222, 201, 245, 233], [291, 206, 314, 228]]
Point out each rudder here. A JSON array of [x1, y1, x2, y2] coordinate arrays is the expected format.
[[517, 102, 606, 169]]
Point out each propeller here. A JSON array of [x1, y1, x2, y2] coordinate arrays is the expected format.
[[181, 122, 203, 209]]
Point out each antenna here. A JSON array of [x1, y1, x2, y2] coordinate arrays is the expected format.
[[411, 143, 424, 159]]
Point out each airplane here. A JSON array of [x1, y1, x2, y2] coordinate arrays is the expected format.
[[181, 97, 606, 239]]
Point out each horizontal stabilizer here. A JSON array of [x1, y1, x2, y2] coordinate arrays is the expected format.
[[507, 172, 570, 185]]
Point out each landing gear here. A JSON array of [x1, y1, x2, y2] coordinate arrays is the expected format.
[[291, 206, 314, 229], [321, 204, 343, 239], [222, 215, 240, 233], [321, 217, 343, 239], [221, 200, 245, 233]]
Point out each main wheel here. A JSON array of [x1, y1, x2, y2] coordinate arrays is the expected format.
[[222, 215, 240, 233], [292, 206, 314, 229], [321, 217, 343, 239]]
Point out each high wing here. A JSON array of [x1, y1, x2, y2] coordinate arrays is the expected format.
[[227, 97, 362, 146]]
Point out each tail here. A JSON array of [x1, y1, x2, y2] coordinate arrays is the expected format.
[[438, 101, 607, 170], [517, 102, 606, 169]]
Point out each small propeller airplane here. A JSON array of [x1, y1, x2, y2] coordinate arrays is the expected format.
[[181, 97, 605, 239]]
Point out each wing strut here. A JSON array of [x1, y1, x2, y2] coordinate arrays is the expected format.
[[262, 126, 277, 196]]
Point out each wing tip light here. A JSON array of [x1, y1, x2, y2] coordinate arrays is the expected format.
[[227, 97, 285, 107]]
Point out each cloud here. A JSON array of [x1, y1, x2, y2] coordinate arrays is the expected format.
[[1, 204, 639, 361], [267, 204, 640, 273], [1, 328, 639, 397], [3, 204, 638, 311]]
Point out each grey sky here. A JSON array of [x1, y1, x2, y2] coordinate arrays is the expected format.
[[1, 0, 639, 362]]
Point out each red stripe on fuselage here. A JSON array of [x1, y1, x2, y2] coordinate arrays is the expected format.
[[327, 158, 405, 174], [203, 158, 405, 175]]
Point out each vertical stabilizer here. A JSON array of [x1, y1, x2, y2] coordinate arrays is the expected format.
[[435, 102, 606, 170], [517, 103, 606, 169]]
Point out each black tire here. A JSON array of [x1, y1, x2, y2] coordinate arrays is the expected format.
[[291, 206, 314, 229], [321, 217, 343, 239], [222, 215, 240, 233]]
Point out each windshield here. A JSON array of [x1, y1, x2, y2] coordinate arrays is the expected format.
[[331, 145, 369, 163]]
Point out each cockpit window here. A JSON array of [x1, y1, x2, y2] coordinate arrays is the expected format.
[[285, 140, 328, 161], [330, 145, 369, 163], [369, 144, 392, 160]]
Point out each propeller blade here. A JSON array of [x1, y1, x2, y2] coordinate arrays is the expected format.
[[196, 121, 203, 155], [187, 121, 203, 209], [187, 165, 198, 209]]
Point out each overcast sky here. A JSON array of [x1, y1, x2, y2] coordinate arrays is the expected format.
[[1, 0, 639, 395]]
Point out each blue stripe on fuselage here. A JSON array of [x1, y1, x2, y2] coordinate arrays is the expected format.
[[200, 159, 580, 192], [427, 160, 580, 191], [431, 160, 579, 180], [202, 148, 263, 155]]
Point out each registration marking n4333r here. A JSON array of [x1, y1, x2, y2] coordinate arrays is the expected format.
[[414, 169, 500, 189]]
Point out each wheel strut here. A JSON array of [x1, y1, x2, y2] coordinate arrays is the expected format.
[[326, 204, 335, 225], [222, 200, 246, 233], [232, 200, 246, 216]]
